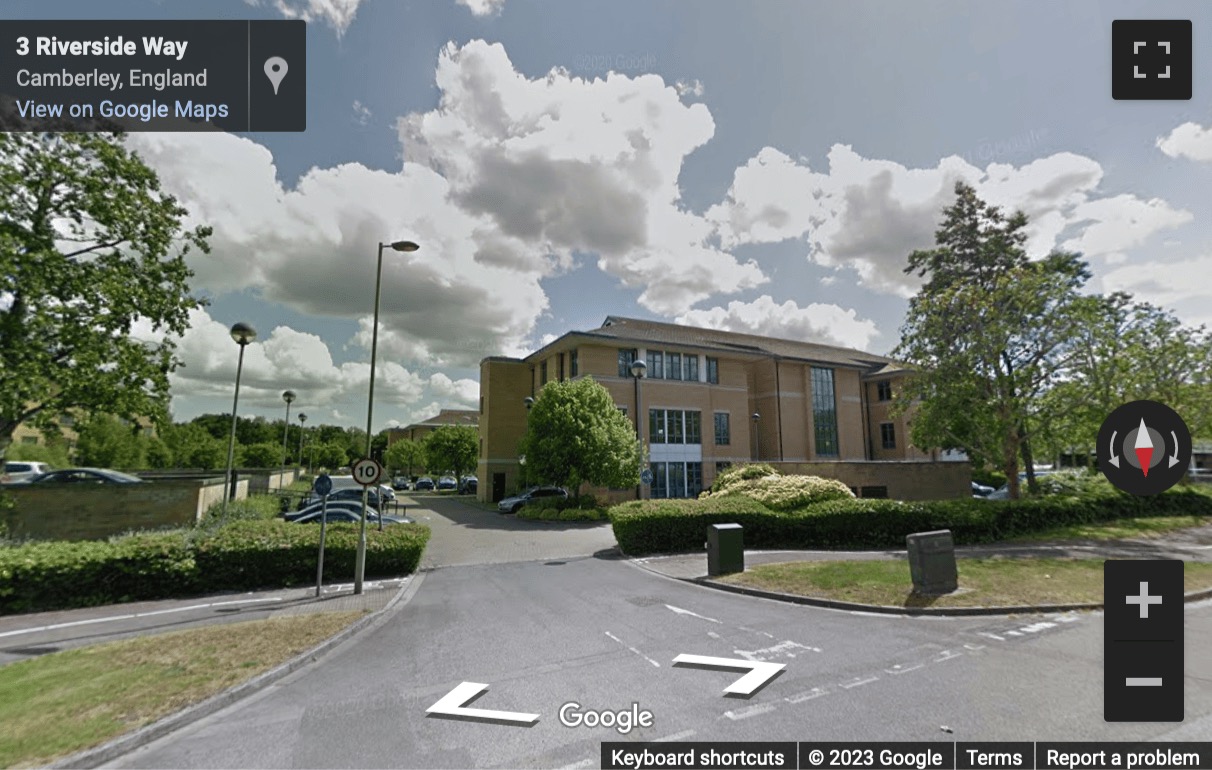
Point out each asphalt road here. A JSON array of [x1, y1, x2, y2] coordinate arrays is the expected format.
[[106, 496, 1212, 769]]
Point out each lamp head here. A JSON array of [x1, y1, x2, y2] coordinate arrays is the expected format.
[[282, 390, 296, 405], [388, 240, 420, 252], [523, 396, 535, 409], [752, 412, 760, 422], [229, 322, 257, 346], [630, 359, 647, 379], [298, 413, 307, 423]]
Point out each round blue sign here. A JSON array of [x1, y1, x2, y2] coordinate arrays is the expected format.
[[314, 474, 333, 496], [640, 468, 654, 485]]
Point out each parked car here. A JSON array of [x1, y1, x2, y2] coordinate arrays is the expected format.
[[437, 476, 457, 490], [971, 481, 995, 498], [392, 475, 411, 491], [497, 486, 568, 514], [291, 509, 411, 525], [22, 468, 145, 485], [284, 499, 378, 521], [378, 484, 396, 502], [983, 470, 1058, 500], [301, 487, 392, 509], [458, 475, 478, 494], [1, 461, 53, 484], [413, 477, 435, 491]]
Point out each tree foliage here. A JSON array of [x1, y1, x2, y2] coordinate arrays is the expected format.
[[384, 438, 424, 475], [241, 441, 283, 469], [75, 414, 146, 469], [422, 425, 478, 481], [0, 132, 209, 461], [312, 441, 349, 470], [519, 377, 642, 492]]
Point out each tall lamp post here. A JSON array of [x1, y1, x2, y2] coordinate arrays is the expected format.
[[521, 397, 534, 487], [222, 322, 257, 518], [752, 412, 761, 462], [280, 390, 296, 469], [297, 413, 308, 472], [355, 239, 420, 595], [630, 358, 647, 500]]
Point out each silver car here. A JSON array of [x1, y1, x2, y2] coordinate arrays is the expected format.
[[497, 486, 568, 514]]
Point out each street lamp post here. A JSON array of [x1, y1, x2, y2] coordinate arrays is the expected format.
[[222, 323, 257, 517], [355, 239, 420, 595], [522, 397, 534, 488], [281, 390, 296, 470], [297, 413, 307, 472], [630, 358, 647, 500], [752, 412, 761, 461]]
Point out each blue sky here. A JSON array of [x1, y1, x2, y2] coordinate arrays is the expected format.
[[13, 0, 1212, 430]]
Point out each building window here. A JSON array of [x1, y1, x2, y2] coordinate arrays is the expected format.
[[669, 410, 684, 443], [480, 396, 484, 414], [706, 357, 719, 384], [558, 353, 564, 381], [714, 412, 730, 445], [877, 380, 892, 401], [684, 355, 698, 382], [649, 461, 702, 499], [648, 409, 701, 445], [715, 461, 732, 476], [618, 348, 637, 377], [860, 486, 889, 499], [570, 349, 578, 377], [667, 352, 681, 380], [650, 409, 664, 444], [648, 350, 664, 379], [669, 462, 686, 498], [687, 462, 702, 497], [880, 422, 896, 449], [651, 462, 667, 498], [540, 360, 548, 384], [685, 411, 701, 444], [812, 366, 839, 457]]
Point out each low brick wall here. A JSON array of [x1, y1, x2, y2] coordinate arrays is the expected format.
[[766, 461, 971, 501], [246, 468, 298, 494], [1, 477, 246, 541]]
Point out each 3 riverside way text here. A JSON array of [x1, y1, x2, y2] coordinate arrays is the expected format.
[[0, 20, 305, 131], [598, 743, 1212, 770]]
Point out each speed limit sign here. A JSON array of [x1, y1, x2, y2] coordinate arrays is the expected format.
[[351, 457, 383, 487]]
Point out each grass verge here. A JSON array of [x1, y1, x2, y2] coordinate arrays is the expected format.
[[0, 611, 364, 769], [1002, 515, 1209, 543], [717, 558, 1212, 609]]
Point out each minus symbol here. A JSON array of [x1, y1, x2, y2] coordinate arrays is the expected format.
[[1126, 677, 1163, 686]]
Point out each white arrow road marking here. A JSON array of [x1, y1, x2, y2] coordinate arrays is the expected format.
[[665, 604, 721, 623], [672, 654, 785, 696], [425, 682, 539, 725]]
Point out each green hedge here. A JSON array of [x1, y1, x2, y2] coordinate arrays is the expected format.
[[0, 520, 430, 614], [516, 503, 610, 521], [608, 488, 1212, 555]]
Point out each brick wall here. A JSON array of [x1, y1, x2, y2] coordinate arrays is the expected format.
[[2, 477, 246, 541], [766, 461, 971, 501]]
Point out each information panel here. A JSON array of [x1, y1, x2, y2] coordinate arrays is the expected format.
[[0, 20, 305, 132]]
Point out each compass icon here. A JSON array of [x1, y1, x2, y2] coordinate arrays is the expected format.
[[1098, 400, 1191, 495]]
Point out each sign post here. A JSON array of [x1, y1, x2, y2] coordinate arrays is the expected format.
[[351, 456, 385, 544], [313, 474, 333, 598]]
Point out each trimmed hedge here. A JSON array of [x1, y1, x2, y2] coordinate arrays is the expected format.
[[517, 503, 609, 521], [0, 520, 430, 614], [608, 488, 1212, 556]]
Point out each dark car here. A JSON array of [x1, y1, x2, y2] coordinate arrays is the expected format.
[[291, 509, 411, 525], [300, 487, 392, 509], [392, 475, 411, 491], [971, 481, 995, 498], [25, 468, 145, 485], [413, 477, 435, 491], [283, 499, 377, 521], [458, 475, 478, 494], [437, 476, 457, 490], [497, 486, 568, 513]]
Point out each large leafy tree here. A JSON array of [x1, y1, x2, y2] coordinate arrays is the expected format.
[[519, 376, 642, 493], [75, 414, 145, 469], [241, 442, 283, 469], [312, 441, 349, 470], [384, 437, 424, 476], [894, 182, 1089, 499], [162, 421, 227, 468], [423, 425, 478, 481], [0, 132, 209, 461]]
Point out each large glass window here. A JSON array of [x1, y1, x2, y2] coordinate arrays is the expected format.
[[685, 411, 701, 444], [812, 366, 839, 457], [706, 357, 719, 384], [667, 352, 682, 380], [648, 350, 664, 379], [669, 462, 686, 498], [684, 355, 698, 381], [650, 462, 704, 499], [669, 410, 684, 443], [649, 409, 664, 444], [714, 412, 730, 445], [648, 409, 702, 445], [618, 348, 637, 377], [570, 349, 578, 377], [650, 462, 667, 498], [687, 463, 702, 497]]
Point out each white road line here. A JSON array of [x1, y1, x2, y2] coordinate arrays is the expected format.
[[1019, 622, 1056, 633], [786, 687, 828, 703], [724, 703, 776, 720], [1005, 630, 1022, 636], [840, 676, 878, 689], [886, 663, 924, 675], [933, 650, 962, 663], [707, 631, 721, 639], [735, 640, 821, 661], [665, 604, 721, 623], [604, 631, 660, 667], [0, 597, 286, 639], [978, 632, 1005, 641], [654, 729, 697, 742], [738, 626, 775, 638], [963, 643, 987, 651]]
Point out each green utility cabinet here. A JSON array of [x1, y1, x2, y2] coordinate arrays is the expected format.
[[906, 529, 958, 593], [707, 523, 744, 576]]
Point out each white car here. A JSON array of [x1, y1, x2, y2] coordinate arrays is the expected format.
[[2, 461, 53, 484]]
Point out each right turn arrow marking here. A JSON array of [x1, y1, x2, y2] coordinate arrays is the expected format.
[[672, 654, 785, 697]]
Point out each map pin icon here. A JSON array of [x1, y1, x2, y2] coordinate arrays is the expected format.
[[264, 57, 288, 95]]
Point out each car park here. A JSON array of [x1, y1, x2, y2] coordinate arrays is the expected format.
[[22, 467, 145, 485], [1, 461, 53, 484], [413, 477, 435, 491], [283, 499, 378, 521], [497, 486, 568, 513], [301, 487, 393, 509], [290, 508, 411, 525]]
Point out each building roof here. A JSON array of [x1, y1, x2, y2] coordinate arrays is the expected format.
[[392, 408, 479, 433], [572, 316, 908, 373]]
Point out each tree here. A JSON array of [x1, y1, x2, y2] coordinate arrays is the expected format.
[[384, 438, 424, 477], [894, 182, 1089, 499], [0, 132, 209, 463], [241, 442, 282, 468], [519, 377, 642, 493], [423, 425, 478, 481], [162, 421, 227, 468], [312, 441, 349, 470], [75, 414, 146, 469], [5, 436, 71, 468]]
